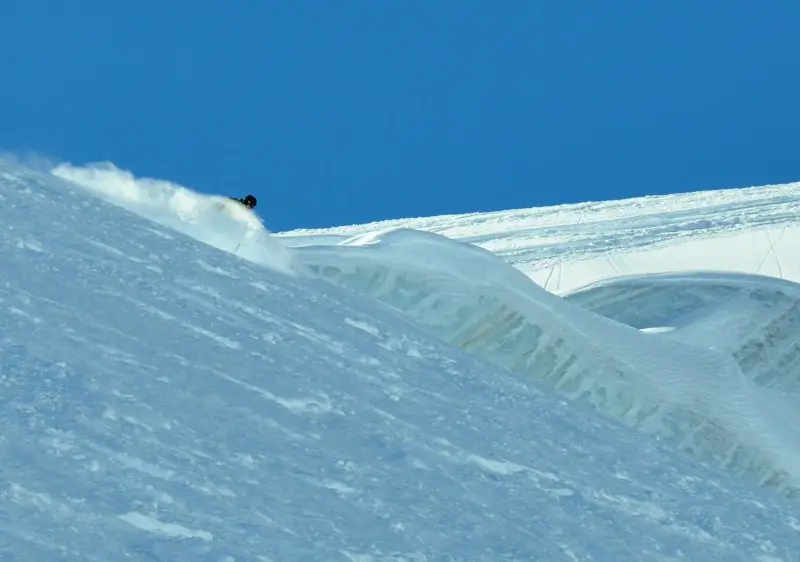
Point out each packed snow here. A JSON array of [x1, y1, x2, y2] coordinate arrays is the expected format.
[[2, 158, 800, 560]]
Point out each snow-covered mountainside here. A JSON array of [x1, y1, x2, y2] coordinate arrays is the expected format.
[[277, 181, 800, 500], [282, 181, 800, 294], [4, 158, 800, 560], [288, 228, 800, 499]]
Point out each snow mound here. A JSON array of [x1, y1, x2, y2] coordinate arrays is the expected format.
[[9, 161, 800, 560], [295, 227, 800, 498], [7, 159, 800, 559], [566, 271, 800, 392], [50, 161, 298, 277]]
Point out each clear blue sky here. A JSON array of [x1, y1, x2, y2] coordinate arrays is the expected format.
[[3, 1, 799, 231]]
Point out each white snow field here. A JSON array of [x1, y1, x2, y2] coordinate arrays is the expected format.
[[282, 181, 800, 294], [3, 159, 800, 560]]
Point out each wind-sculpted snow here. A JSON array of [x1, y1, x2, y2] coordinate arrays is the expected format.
[[296, 228, 800, 498], [564, 273, 800, 491], [49, 161, 299, 277], [4, 164, 800, 559], [565, 272, 800, 392]]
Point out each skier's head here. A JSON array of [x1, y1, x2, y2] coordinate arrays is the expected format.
[[242, 194, 257, 209]]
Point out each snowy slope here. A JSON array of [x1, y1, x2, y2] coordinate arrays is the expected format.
[[281, 181, 800, 294], [3, 162, 800, 559], [291, 228, 800, 498], [566, 272, 800, 391], [275, 178, 800, 498]]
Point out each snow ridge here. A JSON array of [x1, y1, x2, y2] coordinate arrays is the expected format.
[[295, 227, 800, 498]]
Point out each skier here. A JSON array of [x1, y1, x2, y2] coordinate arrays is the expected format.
[[229, 194, 257, 210]]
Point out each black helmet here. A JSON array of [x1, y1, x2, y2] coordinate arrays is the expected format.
[[242, 194, 257, 209]]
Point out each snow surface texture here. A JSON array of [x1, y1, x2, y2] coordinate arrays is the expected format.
[[1, 164, 799, 559], [282, 183, 800, 498], [294, 229, 800, 499], [566, 272, 800, 392], [282, 181, 800, 294]]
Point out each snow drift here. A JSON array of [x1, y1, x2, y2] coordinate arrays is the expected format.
[[566, 271, 800, 391], [294, 228, 800, 498]]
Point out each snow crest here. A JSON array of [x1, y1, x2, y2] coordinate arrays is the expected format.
[[295, 227, 800, 498]]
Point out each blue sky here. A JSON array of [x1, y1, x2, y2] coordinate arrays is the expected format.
[[3, 1, 799, 231]]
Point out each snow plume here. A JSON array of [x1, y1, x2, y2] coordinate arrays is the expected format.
[[50, 161, 299, 277]]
